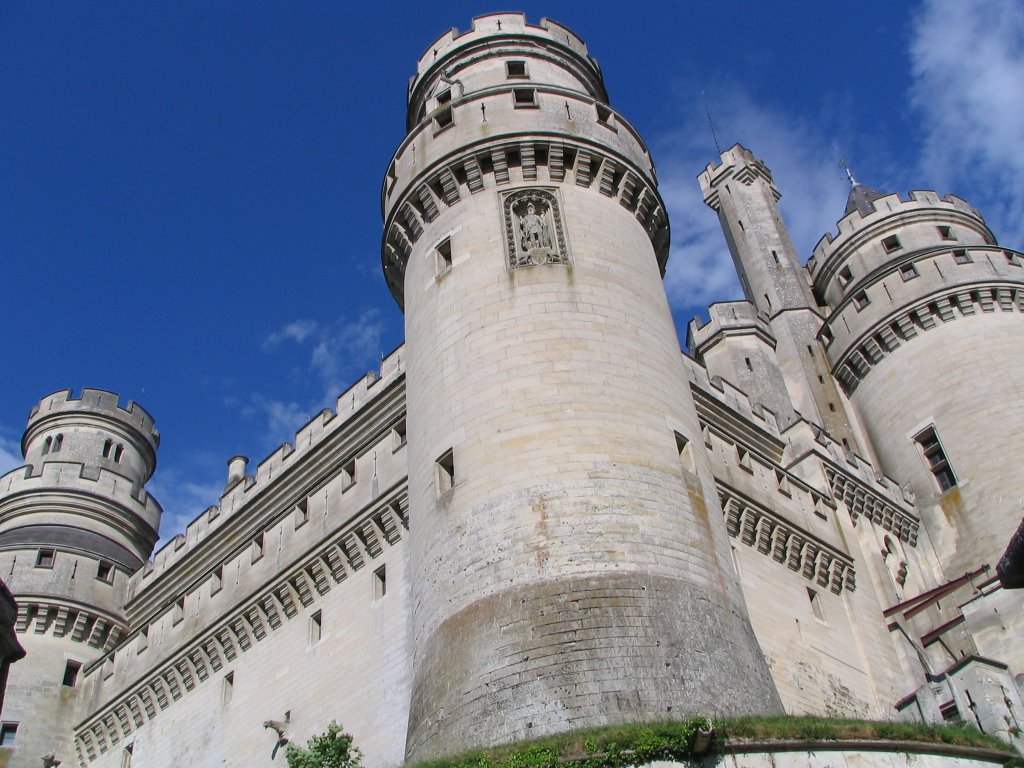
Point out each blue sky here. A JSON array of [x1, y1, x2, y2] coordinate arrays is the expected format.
[[2, 1, 1022, 543]]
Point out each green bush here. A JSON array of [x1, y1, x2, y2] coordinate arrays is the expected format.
[[285, 721, 363, 768]]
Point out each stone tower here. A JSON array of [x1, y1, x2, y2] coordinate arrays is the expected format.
[[0, 389, 161, 765], [696, 145, 862, 450], [807, 187, 1024, 578], [381, 15, 781, 762]]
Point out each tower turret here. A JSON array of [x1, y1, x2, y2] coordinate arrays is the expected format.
[[808, 189, 1024, 576], [697, 145, 862, 449], [382, 15, 780, 762], [0, 389, 162, 765]]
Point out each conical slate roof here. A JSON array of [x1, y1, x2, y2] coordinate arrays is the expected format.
[[844, 182, 889, 216]]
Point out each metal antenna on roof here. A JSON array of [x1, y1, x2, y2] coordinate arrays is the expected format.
[[839, 158, 857, 187], [701, 90, 721, 156]]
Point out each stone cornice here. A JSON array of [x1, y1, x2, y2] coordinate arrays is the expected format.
[[382, 133, 669, 308], [15, 597, 126, 651], [825, 465, 920, 545], [828, 279, 1024, 395], [718, 481, 856, 595]]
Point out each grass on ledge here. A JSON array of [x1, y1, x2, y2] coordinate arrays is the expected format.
[[407, 715, 1013, 768]]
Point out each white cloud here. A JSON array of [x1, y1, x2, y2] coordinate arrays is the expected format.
[[309, 309, 385, 401], [147, 471, 224, 549], [246, 309, 387, 449], [655, 86, 848, 319], [263, 319, 319, 350], [0, 431, 23, 477], [910, 0, 1024, 244]]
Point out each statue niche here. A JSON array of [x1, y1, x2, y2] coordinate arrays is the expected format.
[[503, 189, 569, 268]]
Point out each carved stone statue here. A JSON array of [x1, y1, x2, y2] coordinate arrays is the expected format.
[[519, 202, 551, 252]]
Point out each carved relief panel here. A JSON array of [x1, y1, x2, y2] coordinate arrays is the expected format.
[[501, 188, 570, 269]]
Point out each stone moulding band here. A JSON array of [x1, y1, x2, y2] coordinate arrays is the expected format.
[[15, 599, 126, 651], [830, 282, 1024, 395], [73, 491, 408, 762], [826, 466, 920, 545], [719, 482, 857, 595]]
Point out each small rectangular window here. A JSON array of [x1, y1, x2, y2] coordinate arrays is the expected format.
[[434, 106, 453, 131], [392, 419, 407, 451], [853, 291, 870, 310], [505, 60, 527, 78], [838, 265, 853, 287], [63, 660, 82, 687], [122, 743, 134, 768], [900, 263, 919, 281], [807, 588, 825, 622], [96, 560, 114, 583], [513, 88, 537, 108], [953, 249, 972, 264], [915, 426, 957, 492], [937, 225, 956, 240], [1006, 251, 1021, 267], [436, 88, 452, 106], [0, 723, 17, 747], [211, 565, 223, 595], [36, 548, 55, 568], [436, 448, 455, 495], [342, 458, 356, 490], [882, 235, 902, 253], [595, 103, 613, 126], [137, 627, 148, 653], [674, 431, 695, 474], [373, 566, 387, 600], [436, 237, 452, 273], [294, 499, 309, 529], [820, 327, 834, 344], [309, 610, 322, 645], [173, 597, 185, 624], [251, 534, 264, 564], [222, 672, 234, 708], [736, 446, 753, 473], [775, 469, 791, 496]]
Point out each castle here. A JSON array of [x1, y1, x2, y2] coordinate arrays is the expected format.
[[0, 13, 1022, 768]]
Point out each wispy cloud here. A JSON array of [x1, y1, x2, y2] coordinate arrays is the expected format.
[[909, 0, 1024, 244], [147, 469, 224, 548], [0, 430, 23, 477], [262, 319, 319, 350], [654, 85, 849, 318], [247, 309, 387, 448]]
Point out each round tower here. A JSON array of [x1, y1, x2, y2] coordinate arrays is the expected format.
[[0, 388, 162, 765], [382, 14, 781, 761], [809, 188, 1024, 577]]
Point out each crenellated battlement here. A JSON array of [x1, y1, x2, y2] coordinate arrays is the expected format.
[[27, 388, 160, 452], [683, 354, 783, 440], [411, 14, 594, 99], [132, 344, 406, 588], [0, 460, 163, 525], [809, 190, 993, 287], [698, 143, 780, 211], [686, 300, 775, 357]]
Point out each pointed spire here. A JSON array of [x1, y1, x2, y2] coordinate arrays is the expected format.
[[839, 159, 889, 215]]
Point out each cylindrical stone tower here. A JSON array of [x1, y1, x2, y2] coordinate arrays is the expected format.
[[809, 188, 1024, 577], [0, 389, 161, 765], [382, 14, 780, 761]]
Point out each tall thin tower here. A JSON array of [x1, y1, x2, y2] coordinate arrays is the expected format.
[[381, 15, 781, 762]]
